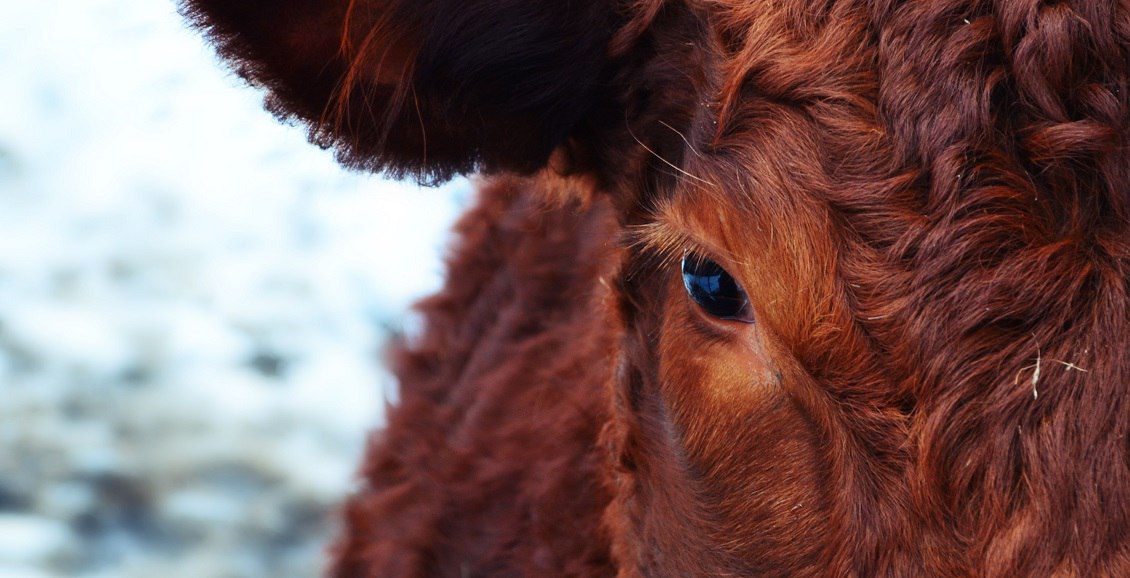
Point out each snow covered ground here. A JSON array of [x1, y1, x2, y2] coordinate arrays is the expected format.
[[0, 1, 467, 576]]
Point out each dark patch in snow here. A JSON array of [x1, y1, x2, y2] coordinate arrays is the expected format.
[[248, 351, 288, 378], [0, 480, 32, 512]]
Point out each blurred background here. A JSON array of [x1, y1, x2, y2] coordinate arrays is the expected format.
[[0, 1, 468, 576]]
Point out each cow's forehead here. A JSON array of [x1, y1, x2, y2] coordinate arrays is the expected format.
[[642, 1, 883, 206], [654, 0, 1123, 245], [638, 0, 1129, 366], [641, 4, 877, 261]]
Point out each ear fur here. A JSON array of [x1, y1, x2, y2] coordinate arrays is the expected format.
[[180, 0, 622, 183]]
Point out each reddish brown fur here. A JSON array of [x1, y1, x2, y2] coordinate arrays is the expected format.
[[182, 0, 1130, 575]]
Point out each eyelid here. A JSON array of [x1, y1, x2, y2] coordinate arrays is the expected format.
[[633, 218, 736, 272], [681, 246, 707, 266], [680, 245, 744, 284]]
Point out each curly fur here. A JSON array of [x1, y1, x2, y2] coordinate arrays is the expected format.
[[181, 0, 1130, 575]]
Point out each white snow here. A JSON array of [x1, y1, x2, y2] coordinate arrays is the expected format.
[[0, 515, 72, 564], [0, 0, 467, 576]]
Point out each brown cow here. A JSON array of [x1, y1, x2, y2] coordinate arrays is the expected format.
[[181, 0, 1130, 575]]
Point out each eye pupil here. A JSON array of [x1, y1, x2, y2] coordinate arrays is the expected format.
[[681, 254, 754, 322]]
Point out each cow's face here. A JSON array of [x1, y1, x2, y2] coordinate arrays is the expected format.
[[602, 1, 1130, 574], [184, 0, 1130, 574]]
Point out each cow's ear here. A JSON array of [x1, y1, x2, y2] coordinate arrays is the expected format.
[[181, 0, 624, 183]]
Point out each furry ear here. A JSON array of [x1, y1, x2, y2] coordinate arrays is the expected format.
[[180, 0, 621, 183]]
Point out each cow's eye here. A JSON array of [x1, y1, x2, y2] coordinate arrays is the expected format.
[[681, 254, 754, 323]]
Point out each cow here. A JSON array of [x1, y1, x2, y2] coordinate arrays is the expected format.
[[180, 0, 1130, 575]]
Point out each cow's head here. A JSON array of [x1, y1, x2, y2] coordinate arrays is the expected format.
[[183, 0, 1130, 574]]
